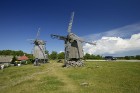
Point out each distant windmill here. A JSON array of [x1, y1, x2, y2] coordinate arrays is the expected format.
[[28, 28, 48, 65], [51, 12, 96, 67]]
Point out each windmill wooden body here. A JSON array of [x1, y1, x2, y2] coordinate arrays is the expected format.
[[29, 28, 48, 65], [51, 12, 95, 67]]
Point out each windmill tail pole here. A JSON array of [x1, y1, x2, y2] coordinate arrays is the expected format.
[[85, 41, 96, 45], [50, 34, 67, 40], [79, 39, 96, 45]]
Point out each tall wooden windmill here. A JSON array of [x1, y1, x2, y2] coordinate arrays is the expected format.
[[51, 12, 96, 67], [29, 28, 48, 63]]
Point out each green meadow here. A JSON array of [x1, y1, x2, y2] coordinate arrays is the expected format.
[[0, 61, 140, 93]]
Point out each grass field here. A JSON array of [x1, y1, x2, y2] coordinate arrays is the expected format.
[[0, 61, 140, 93]]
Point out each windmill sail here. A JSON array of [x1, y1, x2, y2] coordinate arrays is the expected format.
[[68, 12, 74, 33], [36, 28, 40, 39]]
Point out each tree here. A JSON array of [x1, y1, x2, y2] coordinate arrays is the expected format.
[[16, 50, 24, 56], [49, 51, 57, 60], [57, 52, 65, 59], [84, 53, 91, 59], [136, 55, 140, 60], [0, 50, 24, 56], [96, 55, 103, 59], [124, 56, 130, 60], [11, 56, 17, 64], [26, 53, 34, 59], [45, 50, 49, 55], [45, 50, 50, 59], [83, 53, 103, 60]]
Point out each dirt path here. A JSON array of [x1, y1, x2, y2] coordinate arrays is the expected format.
[[48, 62, 79, 93]]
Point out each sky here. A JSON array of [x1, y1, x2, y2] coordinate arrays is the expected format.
[[0, 0, 140, 57]]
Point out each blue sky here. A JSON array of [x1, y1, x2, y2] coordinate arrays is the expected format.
[[0, 0, 140, 56]]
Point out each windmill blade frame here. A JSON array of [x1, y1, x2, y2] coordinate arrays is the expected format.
[[68, 12, 75, 33], [36, 28, 40, 39]]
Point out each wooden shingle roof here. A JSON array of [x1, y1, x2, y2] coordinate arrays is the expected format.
[[0, 56, 13, 63]]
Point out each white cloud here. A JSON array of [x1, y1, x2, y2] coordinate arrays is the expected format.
[[83, 23, 140, 56], [83, 23, 140, 41], [59, 50, 64, 53]]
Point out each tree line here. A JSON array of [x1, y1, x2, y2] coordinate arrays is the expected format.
[[117, 55, 140, 60], [48, 52, 140, 60], [0, 50, 33, 59], [48, 51, 103, 60], [0, 50, 140, 60]]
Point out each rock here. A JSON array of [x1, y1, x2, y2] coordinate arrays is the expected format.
[[80, 82, 89, 86]]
